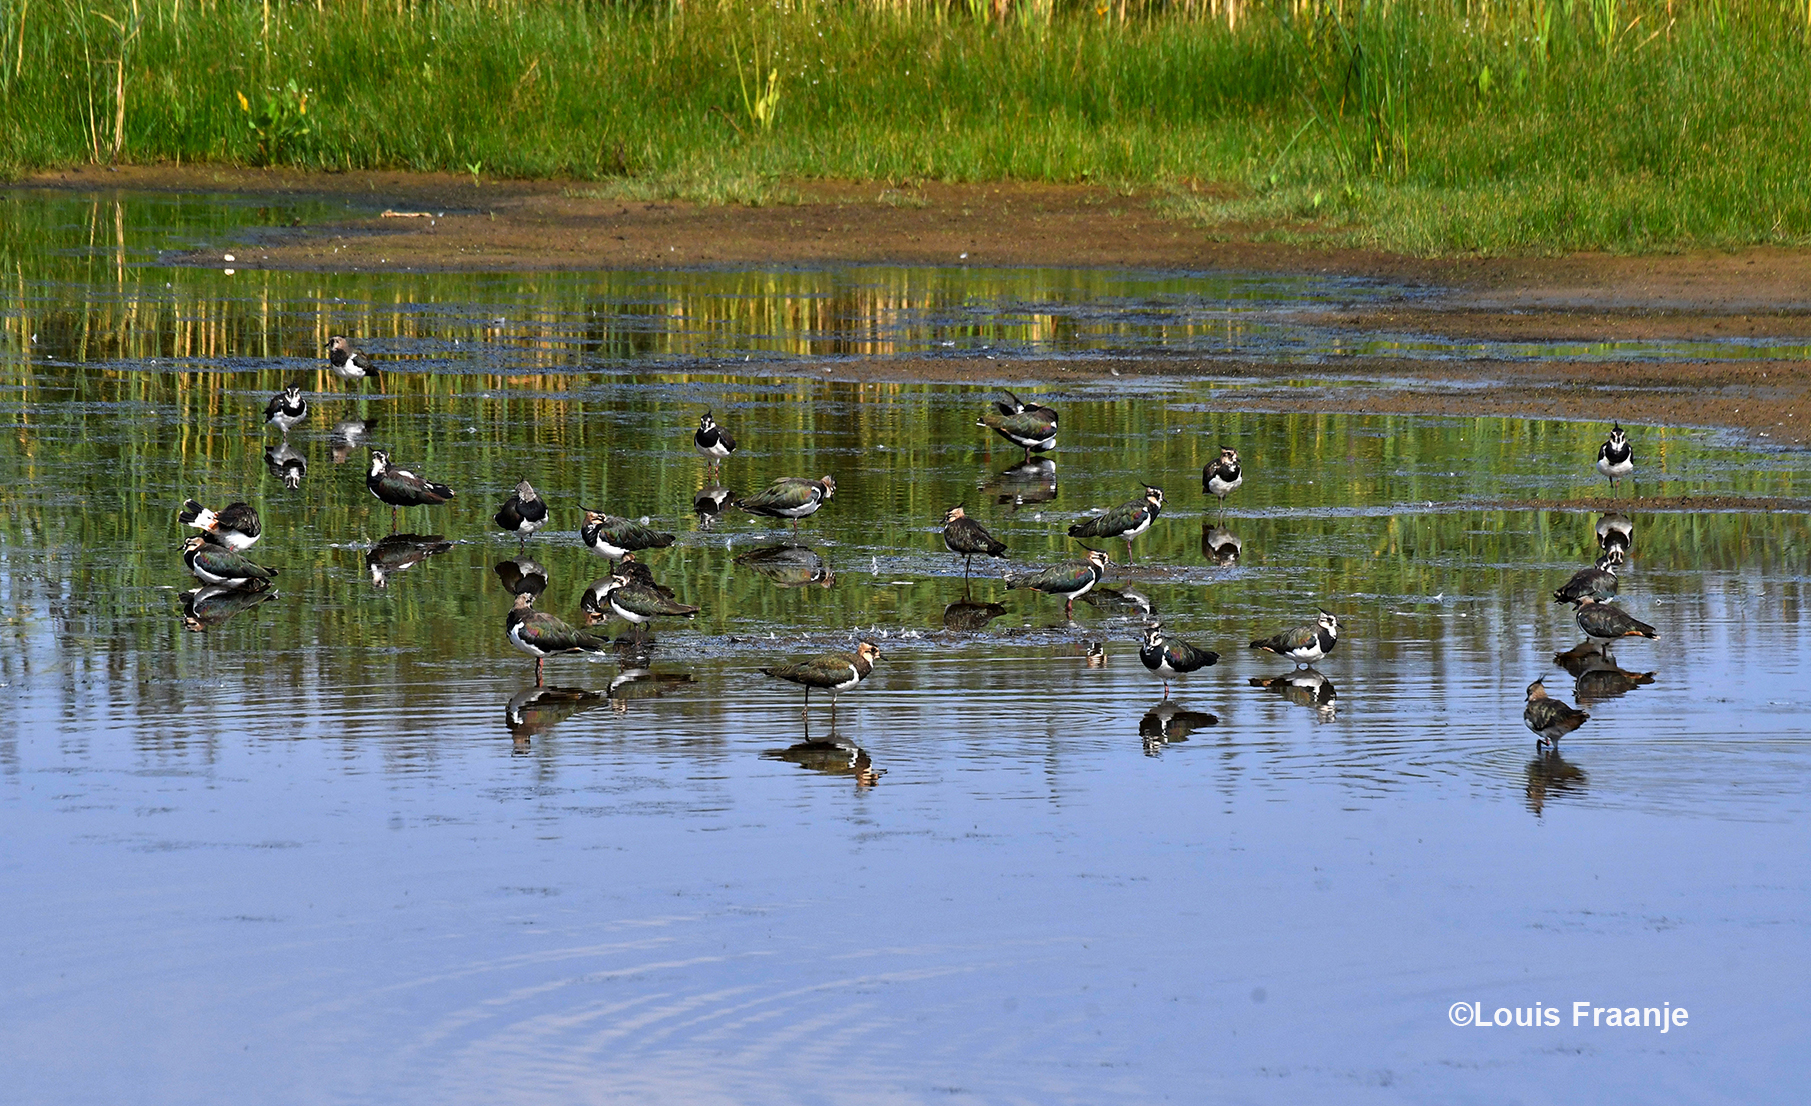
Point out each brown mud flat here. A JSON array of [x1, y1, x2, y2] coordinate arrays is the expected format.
[[20, 165, 1811, 451]]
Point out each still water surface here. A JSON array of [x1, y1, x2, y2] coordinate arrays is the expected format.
[[3, 191, 1811, 1104]]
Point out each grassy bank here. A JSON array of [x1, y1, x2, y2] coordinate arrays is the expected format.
[[3, 0, 1810, 255]]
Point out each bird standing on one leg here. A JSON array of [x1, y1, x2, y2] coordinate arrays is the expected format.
[[1202, 447, 1243, 520], [735, 475, 836, 535], [977, 390, 1058, 462], [1524, 677, 1589, 749], [1596, 423, 1634, 497], [941, 505, 1007, 580], [505, 592, 609, 687], [1067, 486, 1163, 563], [1004, 547, 1111, 619], [1139, 625, 1219, 698], [495, 479, 548, 544], [1249, 610, 1340, 667], [693, 410, 737, 471], [366, 449, 454, 532], [1572, 595, 1658, 653], [263, 384, 308, 436]]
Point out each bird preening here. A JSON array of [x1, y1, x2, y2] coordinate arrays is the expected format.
[[978, 390, 1058, 462]]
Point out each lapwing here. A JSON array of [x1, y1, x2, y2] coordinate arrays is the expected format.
[[1596, 423, 1634, 496], [1596, 511, 1634, 555], [977, 390, 1058, 462], [614, 551, 675, 596], [505, 592, 609, 686], [367, 449, 454, 531], [604, 570, 701, 635], [1080, 585, 1156, 620], [1249, 610, 1340, 667], [1004, 547, 1111, 618], [1552, 549, 1623, 605], [366, 533, 452, 588], [179, 499, 262, 551], [734, 543, 834, 588], [580, 510, 677, 561], [263, 384, 307, 436], [181, 535, 278, 589], [693, 410, 736, 469], [264, 441, 306, 490], [736, 475, 836, 534], [1067, 486, 1163, 562], [1523, 677, 1589, 749], [1139, 625, 1220, 697], [1202, 524, 1242, 565], [327, 335, 381, 389], [761, 641, 882, 714], [179, 582, 278, 632], [506, 685, 607, 745], [942, 505, 1007, 579], [494, 479, 548, 544], [1572, 595, 1658, 651], [1202, 447, 1243, 519]]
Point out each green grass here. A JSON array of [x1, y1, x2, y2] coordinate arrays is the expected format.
[[4, 0, 1811, 255]]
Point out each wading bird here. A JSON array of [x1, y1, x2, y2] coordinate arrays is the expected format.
[[977, 390, 1058, 462], [1005, 547, 1111, 618], [367, 450, 455, 531], [1249, 610, 1340, 667], [762, 641, 882, 715]]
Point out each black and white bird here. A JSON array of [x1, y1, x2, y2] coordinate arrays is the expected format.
[[762, 641, 882, 714], [1004, 547, 1111, 618], [581, 510, 678, 561], [1202, 524, 1242, 565], [1524, 677, 1589, 749], [977, 390, 1058, 461], [327, 335, 381, 388], [1202, 447, 1243, 518], [181, 535, 278, 589], [1596, 423, 1634, 496], [495, 479, 548, 544], [736, 475, 836, 534], [264, 442, 306, 490], [1249, 610, 1340, 667], [694, 485, 733, 529], [1139, 625, 1220, 697], [1552, 549, 1623, 605], [1572, 595, 1658, 651], [263, 384, 308, 436], [179, 499, 262, 551], [366, 449, 454, 531], [941, 505, 1007, 579], [693, 410, 736, 468], [1067, 486, 1163, 563], [505, 592, 610, 686]]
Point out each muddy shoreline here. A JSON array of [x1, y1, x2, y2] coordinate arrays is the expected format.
[[19, 165, 1811, 451]]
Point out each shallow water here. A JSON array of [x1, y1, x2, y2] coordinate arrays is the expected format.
[[4, 192, 1811, 1104]]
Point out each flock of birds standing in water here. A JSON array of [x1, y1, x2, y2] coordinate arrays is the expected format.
[[173, 338, 1659, 780]]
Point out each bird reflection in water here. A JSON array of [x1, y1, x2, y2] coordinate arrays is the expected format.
[[494, 557, 549, 599], [1250, 668, 1338, 721], [1596, 511, 1634, 556], [264, 441, 306, 489], [694, 485, 732, 530], [606, 668, 696, 713], [763, 731, 883, 789], [504, 685, 606, 751], [985, 458, 1058, 513], [1201, 524, 1242, 565], [1524, 747, 1588, 817], [179, 583, 278, 631], [943, 598, 1009, 633], [1138, 702, 1218, 757], [1554, 643, 1656, 705], [734, 543, 834, 588], [367, 534, 453, 588], [330, 418, 375, 465], [1080, 585, 1156, 620]]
